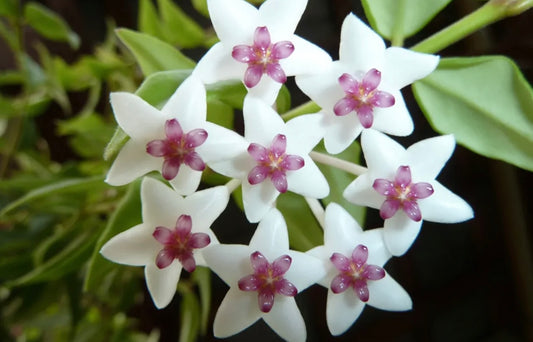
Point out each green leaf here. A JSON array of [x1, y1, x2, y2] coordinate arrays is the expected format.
[[138, 0, 166, 40], [0, 176, 106, 217], [191, 0, 209, 17], [277, 192, 323, 251], [362, 0, 452, 41], [135, 69, 192, 108], [157, 0, 206, 48], [23, 2, 80, 49], [84, 180, 142, 292], [206, 81, 247, 109], [206, 99, 234, 130], [412, 56, 533, 171], [192, 267, 211, 335], [315, 141, 366, 225], [0, 0, 18, 18], [116, 28, 195, 76], [275, 84, 291, 114], [178, 290, 201, 342]]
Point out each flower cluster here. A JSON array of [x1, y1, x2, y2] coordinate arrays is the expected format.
[[101, 0, 473, 340]]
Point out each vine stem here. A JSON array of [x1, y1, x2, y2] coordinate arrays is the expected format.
[[411, 0, 533, 54], [310, 151, 367, 176], [280, 101, 320, 121], [304, 197, 325, 229], [225, 178, 242, 193]]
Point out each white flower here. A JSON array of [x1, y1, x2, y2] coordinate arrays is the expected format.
[[203, 208, 326, 341], [100, 177, 229, 309], [193, 0, 332, 104], [208, 96, 329, 223], [296, 13, 440, 154], [308, 203, 412, 336], [105, 76, 244, 195], [343, 129, 474, 256]]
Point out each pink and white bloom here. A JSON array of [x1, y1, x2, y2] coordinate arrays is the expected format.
[[296, 13, 440, 154], [105, 76, 243, 195], [203, 208, 326, 341], [343, 130, 474, 256], [100, 177, 229, 309], [193, 0, 332, 104], [208, 96, 329, 223], [308, 203, 412, 336]]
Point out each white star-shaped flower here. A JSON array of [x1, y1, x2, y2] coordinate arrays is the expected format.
[[203, 208, 326, 341], [208, 96, 329, 223], [343, 130, 474, 256], [100, 177, 229, 309], [193, 0, 332, 104], [308, 203, 412, 336], [296, 13, 440, 154], [105, 76, 244, 195]]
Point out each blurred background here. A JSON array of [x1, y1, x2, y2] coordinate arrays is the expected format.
[[0, 0, 532, 341]]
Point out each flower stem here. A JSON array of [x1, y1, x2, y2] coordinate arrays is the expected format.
[[411, 0, 533, 54], [304, 197, 325, 229], [310, 151, 367, 176], [280, 101, 320, 121], [225, 178, 241, 193]]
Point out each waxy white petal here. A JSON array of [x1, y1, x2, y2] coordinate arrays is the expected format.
[[326, 289, 365, 336], [280, 35, 332, 76], [366, 274, 412, 311], [169, 167, 202, 196], [193, 43, 243, 84], [208, 0, 258, 43], [145, 261, 183, 309], [249, 208, 289, 254], [105, 140, 161, 186], [204, 244, 252, 285], [383, 47, 440, 90], [141, 177, 184, 227], [213, 288, 262, 338], [263, 296, 306, 342], [419, 182, 474, 223], [100, 223, 159, 266], [406, 134, 455, 180], [371, 92, 414, 137], [242, 181, 279, 223], [259, 0, 306, 38], [383, 214, 423, 256], [286, 157, 329, 198], [161, 76, 206, 128]]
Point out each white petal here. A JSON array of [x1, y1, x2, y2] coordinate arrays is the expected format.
[[243, 96, 285, 145], [207, 151, 251, 180], [285, 113, 325, 154], [145, 261, 182, 309], [367, 274, 412, 311], [105, 140, 161, 186], [213, 288, 262, 338], [383, 214, 423, 256], [324, 203, 363, 248], [259, 0, 306, 37], [305, 246, 330, 288], [168, 167, 202, 196], [249, 208, 289, 254], [361, 129, 405, 176], [359, 229, 391, 267], [339, 13, 385, 71], [242, 181, 279, 223], [420, 182, 474, 223], [193, 43, 244, 84], [287, 157, 329, 198], [326, 289, 365, 336], [295, 64, 341, 110], [285, 251, 325, 291], [383, 47, 439, 90], [371, 92, 414, 137], [161, 76, 206, 127], [141, 177, 183, 227], [203, 244, 252, 285], [199, 122, 248, 163], [322, 113, 362, 155], [208, 0, 258, 43], [110, 92, 165, 140], [343, 173, 383, 209], [406, 134, 455, 180], [100, 223, 159, 266], [281, 35, 332, 76], [263, 296, 306, 342], [183, 186, 230, 230], [247, 78, 282, 105]]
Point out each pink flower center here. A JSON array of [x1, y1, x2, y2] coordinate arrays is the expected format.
[[330, 244, 385, 302], [232, 26, 294, 88], [146, 119, 207, 181], [238, 251, 297, 313], [247, 134, 304, 193], [372, 165, 434, 222], [333, 68, 395, 128], [152, 214, 210, 272]]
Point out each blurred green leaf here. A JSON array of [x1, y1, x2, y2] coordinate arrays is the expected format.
[[191, 0, 209, 17], [413, 56, 533, 171], [315, 142, 366, 225], [135, 69, 191, 107], [192, 266, 211, 334], [178, 289, 201, 342], [157, 0, 206, 48], [0, 176, 106, 217], [0, 0, 18, 18], [206, 81, 247, 109], [277, 192, 323, 251], [275, 84, 291, 114], [84, 180, 142, 292], [207, 99, 234, 130], [116, 28, 195, 76], [362, 0, 452, 41], [23, 2, 80, 49], [138, 0, 165, 40]]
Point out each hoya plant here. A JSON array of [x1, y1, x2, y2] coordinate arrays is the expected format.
[[0, 0, 531, 341]]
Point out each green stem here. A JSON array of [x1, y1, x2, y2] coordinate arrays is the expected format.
[[280, 100, 320, 121], [310, 151, 367, 176], [411, 0, 532, 54]]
